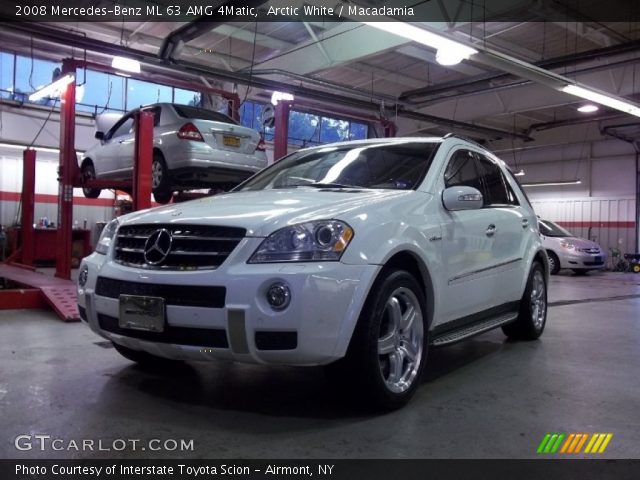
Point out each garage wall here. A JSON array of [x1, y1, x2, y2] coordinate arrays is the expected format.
[[0, 150, 117, 245], [501, 138, 638, 255]]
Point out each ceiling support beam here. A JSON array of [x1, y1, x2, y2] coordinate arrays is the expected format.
[[0, 21, 528, 141]]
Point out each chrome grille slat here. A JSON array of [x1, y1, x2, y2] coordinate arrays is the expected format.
[[113, 224, 245, 270], [172, 235, 240, 241], [115, 247, 145, 253], [170, 250, 231, 256]]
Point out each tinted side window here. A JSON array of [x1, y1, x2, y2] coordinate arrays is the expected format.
[[444, 149, 482, 191], [476, 154, 518, 206], [107, 115, 134, 140]]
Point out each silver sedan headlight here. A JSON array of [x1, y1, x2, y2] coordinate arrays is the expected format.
[[95, 218, 119, 255], [248, 220, 354, 263]]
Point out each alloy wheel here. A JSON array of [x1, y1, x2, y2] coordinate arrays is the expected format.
[[377, 287, 424, 394]]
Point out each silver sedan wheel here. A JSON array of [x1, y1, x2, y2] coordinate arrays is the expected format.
[[151, 160, 163, 189], [377, 287, 424, 394], [530, 270, 547, 329]]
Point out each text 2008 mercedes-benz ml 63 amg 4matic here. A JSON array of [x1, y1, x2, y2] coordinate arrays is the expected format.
[[78, 135, 548, 409]]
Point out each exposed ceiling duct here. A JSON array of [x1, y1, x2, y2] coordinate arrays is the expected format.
[[158, 0, 270, 61], [0, 21, 531, 141]]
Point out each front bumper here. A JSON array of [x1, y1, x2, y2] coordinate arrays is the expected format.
[[77, 242, 378, 366], [559, 251, 607, 270]]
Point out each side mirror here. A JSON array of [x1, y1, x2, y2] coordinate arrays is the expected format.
[[95, 131, 104, 141], [442, 186, 483, 211]]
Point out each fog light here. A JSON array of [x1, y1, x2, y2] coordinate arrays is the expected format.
[[266, 283, 291, 310], [78, 265, 89, 287]]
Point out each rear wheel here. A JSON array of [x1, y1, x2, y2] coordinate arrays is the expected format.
[[327, 269, 427, 410], [151, 152, 172, 202], [547, 251, 560, 275], [81, 161, 101, 199], [112, 342, 182, 369], [502, 261, 547, 340]]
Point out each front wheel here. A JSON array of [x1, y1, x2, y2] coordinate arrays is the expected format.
[[81, 161, 101, 199], [502, 261, 547, 340], [151, 152, 172, 202], [327, 269, 427, 410], [547, 251, 560, 275]]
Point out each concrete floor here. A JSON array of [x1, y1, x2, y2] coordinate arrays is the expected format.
[[1, 271, 639, 459]]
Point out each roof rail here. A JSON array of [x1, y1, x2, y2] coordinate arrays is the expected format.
[[442, 132, 485, 149]]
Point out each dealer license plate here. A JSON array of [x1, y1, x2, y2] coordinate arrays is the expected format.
[[119, 295, 165, 332], [223, 135, 241, 147]]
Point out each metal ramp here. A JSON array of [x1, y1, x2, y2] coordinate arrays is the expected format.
[[0, 264, 80, 322]]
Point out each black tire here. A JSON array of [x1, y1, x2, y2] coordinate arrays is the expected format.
[[112, 342, 182, 369], [546, 251, 560, 275], [153, 190, 173, 204], [151, 152, 172, 200], [81, 161, 101, 199], [502, 261, 547, 340], [326, 269, 428, 410], [572, 269, 588, 275]]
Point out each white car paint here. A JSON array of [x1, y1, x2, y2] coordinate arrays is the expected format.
[[77, 136, 547, 400]]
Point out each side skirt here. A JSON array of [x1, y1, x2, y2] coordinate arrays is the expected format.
[[430, 302, 519, 347]]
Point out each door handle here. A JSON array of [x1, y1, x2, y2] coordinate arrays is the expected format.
[[486, 224, 497, 236], [522, 218, 529, 229]]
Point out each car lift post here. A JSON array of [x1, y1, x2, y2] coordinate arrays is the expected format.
[[20, 149, 36, 266], [56, 58, 79, 280], [132, 110, 153, 211], [274, 100, 292, 161]]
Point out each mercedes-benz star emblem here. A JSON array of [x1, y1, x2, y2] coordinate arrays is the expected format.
[[143, 229, 173, 265]]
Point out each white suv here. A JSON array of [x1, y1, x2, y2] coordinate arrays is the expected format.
[[77, 135, 548, 409]]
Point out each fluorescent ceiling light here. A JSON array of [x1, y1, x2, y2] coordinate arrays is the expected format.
[[28, 74, 75, 102], [577, 104, 598, 113], [271, 91, 295, 105], [111, 56, 141, 74], [363, 22, 477, 66], [522, 180, 581, 187], [514, 169, 525, 177], [563, 85, 640, 117]]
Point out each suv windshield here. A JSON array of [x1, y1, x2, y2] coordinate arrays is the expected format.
[[539, 219, 574, 237], [237, 142, 440, 191]]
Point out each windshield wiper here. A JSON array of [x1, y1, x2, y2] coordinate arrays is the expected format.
[[299, 182, 360, 189]]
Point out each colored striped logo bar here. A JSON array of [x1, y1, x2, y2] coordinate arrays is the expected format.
[[537, 433, 613, 454]]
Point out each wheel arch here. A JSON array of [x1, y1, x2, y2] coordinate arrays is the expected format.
[[80, 157, 93, 168], [380, 251, 435, 331]]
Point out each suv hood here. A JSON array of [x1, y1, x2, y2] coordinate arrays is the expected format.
[[119, 188, 413, 236]]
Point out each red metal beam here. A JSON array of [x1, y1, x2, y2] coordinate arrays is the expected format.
[[274, 100, 291, 161], [21, 149, 36, 266], [0, 289, 48, 310], [55, 58, 77, 280], [132, 110, 153, 211]]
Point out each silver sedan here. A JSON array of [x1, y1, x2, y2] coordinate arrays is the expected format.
[[80, 103, 268, 203]]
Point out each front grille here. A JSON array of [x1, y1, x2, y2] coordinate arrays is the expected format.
[[114, 224, 245, 270], [98, 314, 228, 348], [579, 248, 600, 254], [95, 277, 225, 308]]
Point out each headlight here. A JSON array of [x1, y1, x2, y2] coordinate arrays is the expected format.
[[95, 218, 119, 255], [559, 240, 575, 250], [249, 220, 354, 263]]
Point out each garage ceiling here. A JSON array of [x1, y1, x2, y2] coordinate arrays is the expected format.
[[0, 0, 639, 145]]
